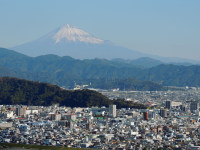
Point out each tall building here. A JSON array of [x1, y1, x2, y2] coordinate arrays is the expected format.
[[148, 111, 156, 120], [62, 114, 76, 121], [165, 101, 172, 109], [190, 102, 199, 113], [180, 104, 186, 112], [51, 113, 61, 121], [86, 119, 93, 130], [143, 112, 148, 120], [16, 106, 26, 117], [160, 109, 167, 118], [66, 121, 74, 129], [109, 105, 116, 118]]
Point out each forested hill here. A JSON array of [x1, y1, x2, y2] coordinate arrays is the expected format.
[[1, 47, 200, 88], [0, 48, 164, 90], [0, 77, 146, 109]]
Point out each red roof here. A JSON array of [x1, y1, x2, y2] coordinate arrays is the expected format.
[[145, 103, 154, 106], [16, 118, 25, 120]]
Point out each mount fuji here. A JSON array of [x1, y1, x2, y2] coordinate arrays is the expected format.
[[11, 24, 151, 59], [11, 24, 200, 64]]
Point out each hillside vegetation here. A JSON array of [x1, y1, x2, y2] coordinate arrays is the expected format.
[[0, 77, 146, 109], [0, 48, 164, 90], [0, 143, 92, 150], [0, 48, 200, 88]]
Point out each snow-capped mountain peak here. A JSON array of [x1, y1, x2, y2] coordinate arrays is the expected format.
[[11, 24, 149, 59], [53, 24, 104, 44]]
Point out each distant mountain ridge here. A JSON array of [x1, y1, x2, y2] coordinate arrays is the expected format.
[[0, 48, 200, 88], [112, 57, 163, 68], [0, 48, 165, 90]]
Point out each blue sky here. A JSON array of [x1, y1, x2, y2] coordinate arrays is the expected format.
[[0, 0, 200, 60]]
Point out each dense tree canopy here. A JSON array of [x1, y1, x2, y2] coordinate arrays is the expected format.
[[0, 77, 146, 109], [0, 48, 200, 89]]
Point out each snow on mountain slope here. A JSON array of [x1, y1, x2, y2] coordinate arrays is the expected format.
[[11, 24, 152, 59], [53, 24, 104, 44]]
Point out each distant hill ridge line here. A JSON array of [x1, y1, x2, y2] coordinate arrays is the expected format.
[[0, 47, 200, 87], [0, 48, 164, 91]]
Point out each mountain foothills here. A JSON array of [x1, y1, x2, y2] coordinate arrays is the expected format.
[[0, 47, 163, 90], [0, 77, 146, 109], [0, 48, 200, 88], [112, 57, 163, 68]]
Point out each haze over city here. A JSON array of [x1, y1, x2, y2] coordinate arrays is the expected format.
[[0, 0, 200, 60]]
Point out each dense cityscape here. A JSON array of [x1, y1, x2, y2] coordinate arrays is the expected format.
[[0, 88, 200, 149], [0, 1, 200, 150]]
